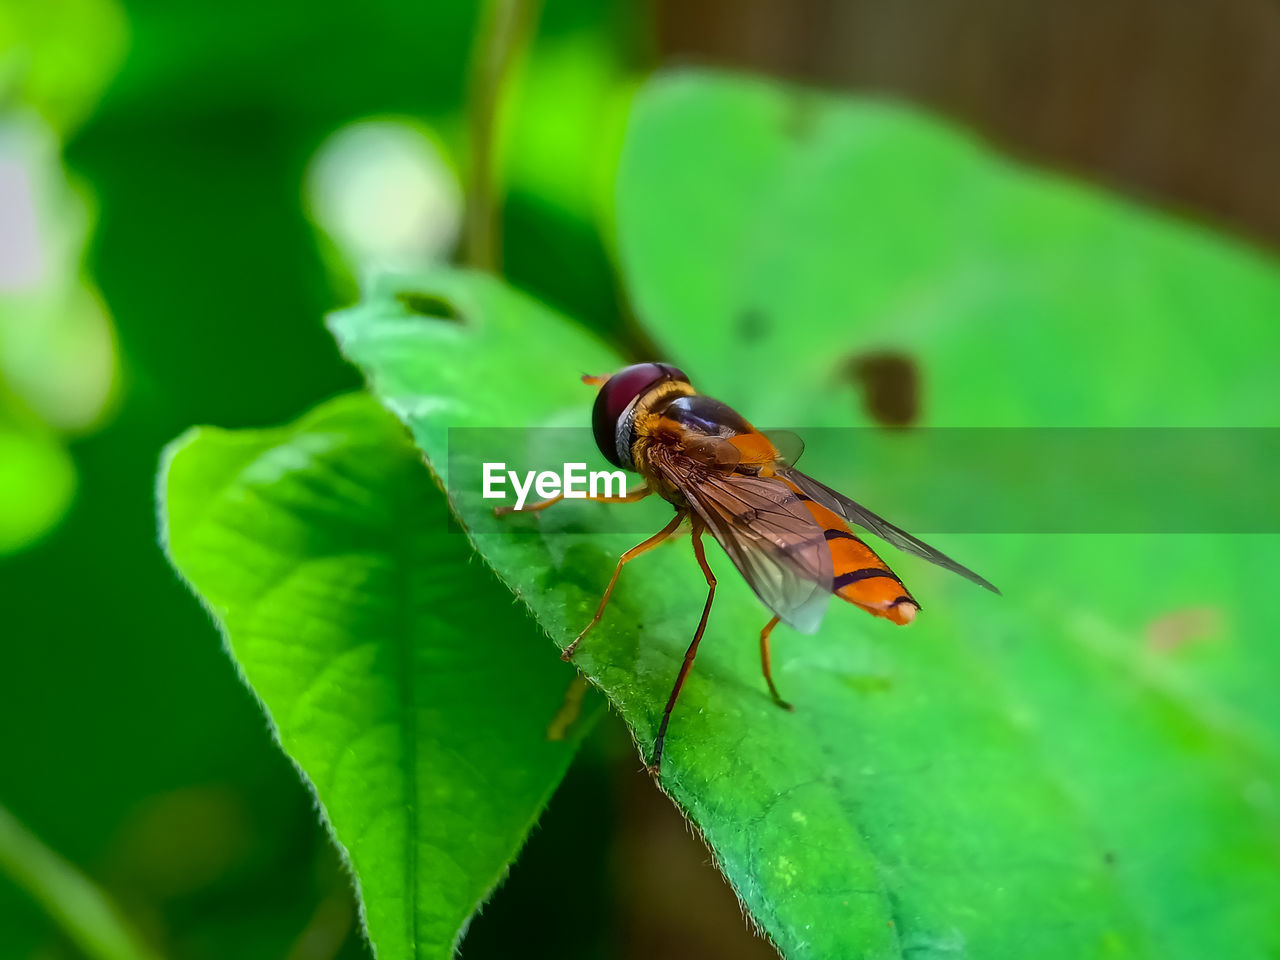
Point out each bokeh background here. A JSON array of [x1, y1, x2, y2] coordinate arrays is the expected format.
[[3, 1, 1279, 957]]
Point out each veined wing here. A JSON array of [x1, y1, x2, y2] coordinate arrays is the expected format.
[[652, 447, 834, 633], [779, 467, 1001, 595]]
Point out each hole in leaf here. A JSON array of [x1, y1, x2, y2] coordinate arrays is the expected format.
[[396, 291, 463, 322]]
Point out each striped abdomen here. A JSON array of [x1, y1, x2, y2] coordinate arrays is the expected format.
[[781, 478, 920, 625]]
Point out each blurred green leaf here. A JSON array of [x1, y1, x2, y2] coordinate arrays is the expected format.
[[617, 72, 1280, 429], [328, 70, 1280, 960], [612, 81, 1280, 945], [0, 803, 163, 960], [503, 31, 631, 226], [0, 416, 75, 554], [0, 0, 127, 134], [161, 393, 594, 960]]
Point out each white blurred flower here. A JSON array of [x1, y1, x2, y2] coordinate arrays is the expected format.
[[0, 111, 116, 432], [305, 119, 463, 278]]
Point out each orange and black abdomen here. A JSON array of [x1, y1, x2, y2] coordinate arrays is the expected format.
[[781, 478, 920, 625]]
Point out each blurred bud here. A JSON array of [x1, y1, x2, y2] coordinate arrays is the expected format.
[[305, 119, 463, 280], [0, 111, 118, 432]]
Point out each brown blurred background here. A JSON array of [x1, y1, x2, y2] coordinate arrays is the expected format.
[[657, 0, 1280, 254]]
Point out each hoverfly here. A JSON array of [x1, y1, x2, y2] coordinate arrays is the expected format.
[[498, 362, 999, 773]]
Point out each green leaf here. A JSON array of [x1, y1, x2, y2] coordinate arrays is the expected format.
[[613, 75, 1280, 949], [160, 393, 593, 960], [611, 74, 1280, 959], [328, 65, 1280, 958]]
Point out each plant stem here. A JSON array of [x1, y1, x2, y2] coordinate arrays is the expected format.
[[0, 803, 165, 960], [463, 0, 543, 272]]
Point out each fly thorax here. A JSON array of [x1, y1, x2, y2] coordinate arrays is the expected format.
[[620, 379, 696, 469]]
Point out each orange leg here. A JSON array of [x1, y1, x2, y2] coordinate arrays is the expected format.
[[649, 519, 717, 775], [561, 510, 684, 661], [759, 615, 793, 711], [494, 485, 651, 516]]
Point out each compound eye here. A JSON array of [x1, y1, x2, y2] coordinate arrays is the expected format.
[[590, 363, 684, 468], [656, 363, 689, 384]]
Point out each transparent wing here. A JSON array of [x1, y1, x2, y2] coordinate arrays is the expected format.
[[780, 467, 1001, 595], [764, 430, 805, 467], [653, 449, 833, 633]]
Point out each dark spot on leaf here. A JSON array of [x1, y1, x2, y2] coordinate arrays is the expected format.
[[737, 308, 769, 342], [396, 291, 463, 322], [784, 94, 820, 142], [844, 674, 894, 694], [845, 351, 920, 428]]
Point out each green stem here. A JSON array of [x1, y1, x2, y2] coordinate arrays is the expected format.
[[463, 0, 543, 272], [0, 803, 165, 960]]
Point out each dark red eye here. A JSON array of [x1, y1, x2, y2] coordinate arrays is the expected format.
[[591, 363, 689, 467]]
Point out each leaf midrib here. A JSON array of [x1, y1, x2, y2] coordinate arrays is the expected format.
[[392, 476, 422, 959]]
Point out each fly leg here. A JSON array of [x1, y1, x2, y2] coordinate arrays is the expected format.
[[494, 493, 563, 516], [759, 615, 794, 711], [649, 519, 717, 775], [494, 485, 651, 516], [561, 509, 683, 661]]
